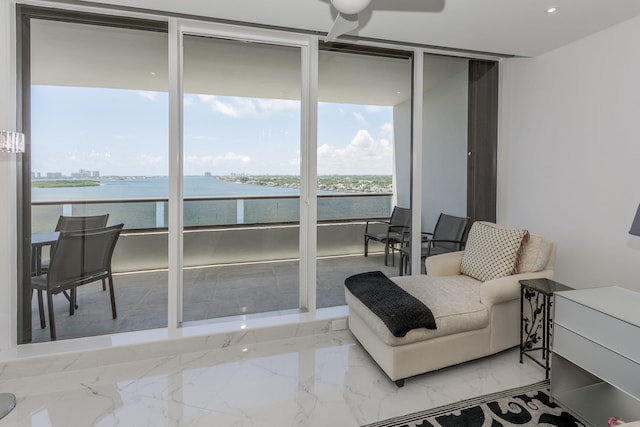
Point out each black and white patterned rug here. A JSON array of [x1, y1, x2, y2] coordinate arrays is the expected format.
[[364, 381, 586, 427]]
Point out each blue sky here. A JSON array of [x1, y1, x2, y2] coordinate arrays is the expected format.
[[31, 86, 394, 177]]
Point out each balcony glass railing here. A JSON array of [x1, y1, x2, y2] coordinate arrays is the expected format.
[[31, 193, 393, 232]]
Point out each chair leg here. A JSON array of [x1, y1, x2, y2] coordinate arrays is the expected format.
[[63, 290, 79, 313], [364, 237, 369, 257], [102, 278, 106, 291], [107, 275, 117, 319], [37, 290, 45, 329], [384, 242, 389, 266], [69, 289, 76, 316], [46, 292, 56, 341]]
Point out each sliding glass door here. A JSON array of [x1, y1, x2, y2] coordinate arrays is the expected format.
[[181, 35, 303, 322], [316, 46, 412, 307], [26, 14, 169, 342]]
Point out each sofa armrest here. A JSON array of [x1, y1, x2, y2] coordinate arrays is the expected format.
[[426, 251, 464, 277], [480, 269, 555, 306]]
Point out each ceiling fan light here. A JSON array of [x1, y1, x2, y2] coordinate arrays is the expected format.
[[330, 0, 373, 15]]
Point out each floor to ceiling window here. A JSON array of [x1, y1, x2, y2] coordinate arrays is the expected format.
[[316, 46, 412, 307], [22, 10, 169, 343], [181, 35, 303, 322]]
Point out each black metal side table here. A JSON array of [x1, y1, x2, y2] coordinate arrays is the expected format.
[[519, 278, 573, 379]]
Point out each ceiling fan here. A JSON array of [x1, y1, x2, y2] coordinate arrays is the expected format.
[[324, 0, 445, 42], [325, 0, 371, 42]]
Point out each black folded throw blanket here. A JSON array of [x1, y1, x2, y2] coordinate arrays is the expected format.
[[345, 271, 437, 337]]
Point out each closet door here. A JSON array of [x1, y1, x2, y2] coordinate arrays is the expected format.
[[467, 60, 498, 224]]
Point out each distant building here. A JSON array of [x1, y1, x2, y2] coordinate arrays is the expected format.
[[92, 171, 100, 178], [46, 172, 63, 179], [204, 172, 211, 177], [71, 169, 93, 179]]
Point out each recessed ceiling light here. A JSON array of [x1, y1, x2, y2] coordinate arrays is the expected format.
[[545, 7, 558, 14]]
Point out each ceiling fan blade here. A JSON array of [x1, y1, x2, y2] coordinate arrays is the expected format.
[[373, 0, 444, 13], [325, 13, 359, 42]]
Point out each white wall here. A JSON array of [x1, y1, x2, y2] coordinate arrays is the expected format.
[[499, 16, 640, 292]]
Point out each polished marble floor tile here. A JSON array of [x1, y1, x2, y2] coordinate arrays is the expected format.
[[0, 330, 544, 426]]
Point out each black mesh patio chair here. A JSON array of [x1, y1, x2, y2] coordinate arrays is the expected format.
[[31, 224, 123, 340], [37, 214, 110, 275], [55, 214, 109, 232], [39, 214, 111, 288], [364, 206, 411, 266], [399, 213, 468, 275]]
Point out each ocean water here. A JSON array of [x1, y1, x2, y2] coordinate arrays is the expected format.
[[31, 176, 393, 232], [31, 176, 301, 201]]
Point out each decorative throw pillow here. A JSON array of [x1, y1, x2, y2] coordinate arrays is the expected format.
[[519, 234, 552, 273], [461, 222, 529, 282]]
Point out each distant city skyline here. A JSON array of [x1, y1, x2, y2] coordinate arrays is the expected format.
[[31, 86, 394, 177]]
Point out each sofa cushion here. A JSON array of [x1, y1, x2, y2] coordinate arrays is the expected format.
[[460, 222, 529, 282], [519, 234, 552, 273], [346, 274, 488, 346]]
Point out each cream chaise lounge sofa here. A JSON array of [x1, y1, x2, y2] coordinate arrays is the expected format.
[[345, 221, 556, 387]]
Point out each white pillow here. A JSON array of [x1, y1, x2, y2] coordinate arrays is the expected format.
[[461, 222, 529, 282], [519, 234, 552, 273]]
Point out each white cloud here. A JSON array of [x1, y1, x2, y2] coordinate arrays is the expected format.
[[190, 135, 217, 141], [198, 95, 243, 117], [365, 105, 383, 113], [138, 91, 159, 101], [197, 95, 299, 118], [380, 123, 394, 138], [317, 129, 393, 175], [230, 97, 258, 115], [185, 152, 251, 166], [289, 150, 301, 167], [257, 99, 300, 111], [137, 154, 164, 166], [353, 112, 368, 127]]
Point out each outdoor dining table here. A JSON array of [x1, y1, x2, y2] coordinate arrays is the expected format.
[[31, 231, 59, 276]]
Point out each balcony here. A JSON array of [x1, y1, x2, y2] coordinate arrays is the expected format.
[[30, 193, 400, 342]]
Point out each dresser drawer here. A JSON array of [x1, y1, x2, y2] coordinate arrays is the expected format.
[[554, 325, 640, 399], [555, 293, 640, 364]]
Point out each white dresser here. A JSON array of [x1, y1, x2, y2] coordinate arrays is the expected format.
[[551, 286, 640, 426]]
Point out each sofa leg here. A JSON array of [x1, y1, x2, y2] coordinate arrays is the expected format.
[[394, 379, 405, 387]]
